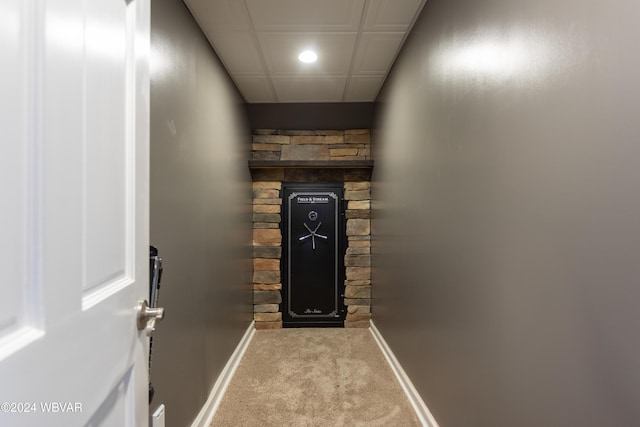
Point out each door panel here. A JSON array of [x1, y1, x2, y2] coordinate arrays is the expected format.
[[283, 184, 345, 327], [0, 0, 40, 353], [84, 0, 131, 299], [0, 0, 46, 361], [0, 0, 150, 426]]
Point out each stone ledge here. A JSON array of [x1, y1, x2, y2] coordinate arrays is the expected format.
[[249, 160, 373, 169]]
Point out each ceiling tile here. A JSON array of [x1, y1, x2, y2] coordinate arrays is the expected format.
[[363, 0, 424, 32], [246, 0, 366, 32], [272, 76, 347, 102], [258, 32, 357, 76], [352, 32, 404, 75], [234, 77, 277, 103], [184, 0, 252, 31], [186, 0, 427, 103], [206, 32, 264, 75], [345, 76, 385, 102]]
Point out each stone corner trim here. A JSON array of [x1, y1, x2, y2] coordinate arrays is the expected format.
[[252, 179, 283, 329]]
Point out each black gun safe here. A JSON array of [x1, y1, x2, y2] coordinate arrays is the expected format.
[[282, 183, 346, 327]]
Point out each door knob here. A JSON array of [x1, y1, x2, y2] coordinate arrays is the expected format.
[[137, 299, 165, 336]]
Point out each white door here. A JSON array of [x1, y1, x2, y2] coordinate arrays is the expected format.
[[0, 0, 150, 426]]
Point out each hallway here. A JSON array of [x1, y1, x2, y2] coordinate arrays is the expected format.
[[211, 328, 421, 426], [148, 0, 640, 426], [4, 0, 640, 425]]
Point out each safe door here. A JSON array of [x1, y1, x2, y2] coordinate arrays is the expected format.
[[282, 183, 345, 327]]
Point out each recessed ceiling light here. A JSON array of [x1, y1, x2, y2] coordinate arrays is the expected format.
[[298, 50, 318, 63]]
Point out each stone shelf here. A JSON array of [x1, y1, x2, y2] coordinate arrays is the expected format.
[[248, 160, 374, 169]]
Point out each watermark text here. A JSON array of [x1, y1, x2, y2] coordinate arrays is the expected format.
[[1, 402, 83, 414]]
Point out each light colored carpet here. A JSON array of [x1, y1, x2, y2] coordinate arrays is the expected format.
[[210, 328, 422, 427]]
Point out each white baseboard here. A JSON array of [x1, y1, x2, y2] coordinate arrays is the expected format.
[[369, 321, 440, 427], [191, 321, 256, 427]]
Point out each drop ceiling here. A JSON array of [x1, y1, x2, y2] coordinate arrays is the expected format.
[[183, 0, 427, 103]]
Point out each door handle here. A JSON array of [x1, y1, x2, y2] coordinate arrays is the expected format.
[[137, 299, 165, 336]]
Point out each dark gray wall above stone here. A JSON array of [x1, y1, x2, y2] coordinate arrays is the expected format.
[[248, 103, 374, 130]]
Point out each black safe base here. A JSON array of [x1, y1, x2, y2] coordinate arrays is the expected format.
[[283, 322, 345, 328]]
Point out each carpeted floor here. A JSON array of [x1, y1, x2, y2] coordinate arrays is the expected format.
[[210, 328, 422, 427]]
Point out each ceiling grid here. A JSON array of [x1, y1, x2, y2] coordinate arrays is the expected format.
[[183, 0, 427, 103]]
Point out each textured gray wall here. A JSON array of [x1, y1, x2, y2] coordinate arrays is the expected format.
[[247, 103, 374, 130], [149, 0, 252, 425], [372, 0, 640, 426]]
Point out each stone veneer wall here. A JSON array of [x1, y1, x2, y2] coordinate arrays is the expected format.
[[251, 129, 372, 329]]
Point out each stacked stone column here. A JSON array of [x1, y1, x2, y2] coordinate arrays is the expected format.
[[344, 182, 371, 328], [252, 181, 283, 329]]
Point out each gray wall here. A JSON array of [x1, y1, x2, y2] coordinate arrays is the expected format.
[[372, 0, 640, 426], [247, 103, 374, 130], [150, 0, 253, 425]]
